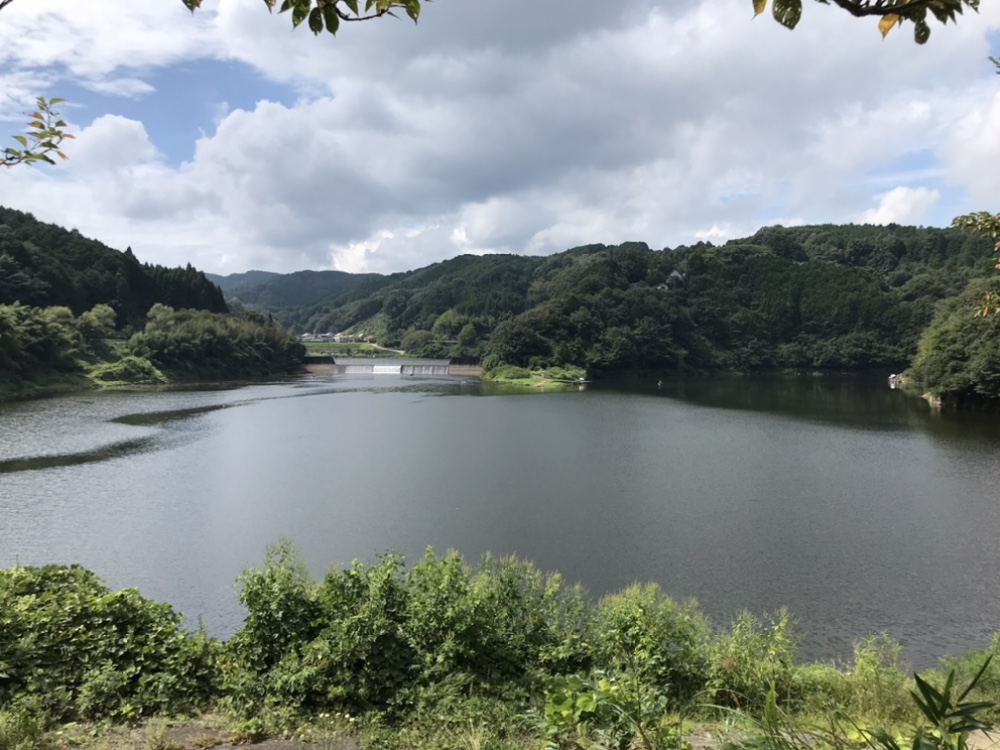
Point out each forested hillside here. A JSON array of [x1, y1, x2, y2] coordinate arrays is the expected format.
[[0, 208, 303, 396], [0, 206, 227, 325], [217, 224, 993, 385]]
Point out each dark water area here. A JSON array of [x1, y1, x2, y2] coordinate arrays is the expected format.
[[1, 373, 998, 670]]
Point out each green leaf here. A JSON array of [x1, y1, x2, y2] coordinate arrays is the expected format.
[[914, 18, 931, 43], [772, 0, 802, 29], [928, 3, 956, 24], [405, 0, 420, 22], [343, 0, 359, 14], [577, 691, 598, 713], [12, 135, 27, 148], [322, 3, 340, 34], [308, 6, 324, 33], [291, 1, 310, 26]]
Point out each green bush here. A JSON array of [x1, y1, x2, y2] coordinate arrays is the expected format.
[[848, 633, 913, 725], [88, 355, 167, 385], [484, 365, 532, 381], [405, 551, 593, 687], [926, 633, 1000, 724], [595, 584, 711, 704], [789, 662, 851, 715], [0, 701, 47, 750], [221, 546, 596, 721], [220, 541, 323, 718], [708, 609, 799, 711], [4, 548, 994, 743], [0, 565, 219, 722]]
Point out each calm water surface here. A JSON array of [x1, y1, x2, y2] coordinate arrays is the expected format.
[[1, 374, 998, 669]]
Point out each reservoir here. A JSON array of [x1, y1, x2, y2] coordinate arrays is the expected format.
[[1, 374, 997, 669]]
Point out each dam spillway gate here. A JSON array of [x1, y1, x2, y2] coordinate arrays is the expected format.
[[302, 357, 480, 377]]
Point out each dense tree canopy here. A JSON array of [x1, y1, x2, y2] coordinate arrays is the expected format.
[[0, 206, 228, 325], [907, 277, 1000, 405], [224, 224, 993, 377], [128, 304, 304, 379]]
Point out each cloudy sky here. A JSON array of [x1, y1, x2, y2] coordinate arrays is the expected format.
[[0, 0, 997, 276]]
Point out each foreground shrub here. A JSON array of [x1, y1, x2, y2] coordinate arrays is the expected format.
[[927, 633, 1000, 724], [0, 565, 219, 721], [0, 701, 47, 750], [708, 608, 798, 711], [789, 662, 851, 716], [221, 545, 596, 721], [849, 633, 912, 725], [595, 584, 711, 704], [542, 671, 691, 750]]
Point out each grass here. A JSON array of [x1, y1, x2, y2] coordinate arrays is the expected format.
[[0, 372, 93, 401], [483, 364, 588, 388]]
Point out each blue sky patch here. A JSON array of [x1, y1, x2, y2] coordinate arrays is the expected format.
[[49, 59, 300, 167]]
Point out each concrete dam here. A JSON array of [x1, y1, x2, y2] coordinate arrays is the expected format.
[[302, 357, 481, 377]]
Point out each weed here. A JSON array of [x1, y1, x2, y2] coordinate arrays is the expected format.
[[188, 735, 221, 750], [0, 703, 47, 750], [142, 721, 181, 750]]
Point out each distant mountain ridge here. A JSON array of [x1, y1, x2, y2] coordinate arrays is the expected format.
[[206, 268, 390, 309], [206, 270, 281, 294]]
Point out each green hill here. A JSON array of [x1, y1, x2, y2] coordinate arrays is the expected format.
[[231, 225, 993, 384], [207, 268, 389, 309], [0, 206, 227, 324], [0, 207, 303, 396]]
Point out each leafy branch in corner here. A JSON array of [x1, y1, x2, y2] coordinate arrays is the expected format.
[[2, 97, 73, 169], [752, 0, 980, 44], [181, 0, 424, 36]]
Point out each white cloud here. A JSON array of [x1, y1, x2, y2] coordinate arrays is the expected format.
[[67, 115, 160, 170], [939, 87, 1000, 208], [80, 78, 156, 98], [0, 0, 219, 79], [1, 0, 998, 274], [861, 187, 941, 226]]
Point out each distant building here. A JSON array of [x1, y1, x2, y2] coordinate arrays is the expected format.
[[656, 269, 686, 291]]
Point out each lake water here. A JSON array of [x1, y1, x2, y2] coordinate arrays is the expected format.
[[1, 374, 998, 669]]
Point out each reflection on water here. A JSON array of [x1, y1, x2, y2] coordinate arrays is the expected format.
[[0, 373, 998, 670]]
